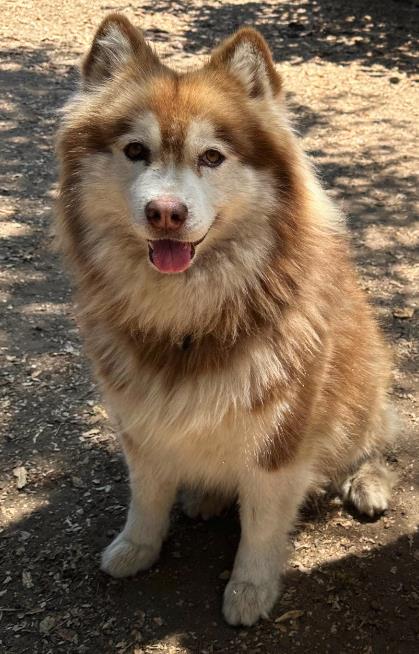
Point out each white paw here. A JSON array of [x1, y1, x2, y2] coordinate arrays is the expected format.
[[350, 485, 389, 517], [101, 533, 160, 578], [222, 579, 279, 626], [342, 476, 391, 517]]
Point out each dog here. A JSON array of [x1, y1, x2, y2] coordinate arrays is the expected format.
[[55, 14, 396, 626]]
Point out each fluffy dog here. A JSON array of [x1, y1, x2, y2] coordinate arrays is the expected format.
[[55, 14, 396, 626]]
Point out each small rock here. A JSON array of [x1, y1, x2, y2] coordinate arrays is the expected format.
[[13, 466, 27, 489]]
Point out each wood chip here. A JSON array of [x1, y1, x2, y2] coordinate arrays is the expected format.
[[393, 307, 414, 319], [39, 615, 56, 634], [22, 571, 33, 589], [13, 466, 27, 489], [275, 609, 305, 623]]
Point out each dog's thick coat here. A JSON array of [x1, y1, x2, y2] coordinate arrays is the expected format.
[[55, 15, 395, 625]]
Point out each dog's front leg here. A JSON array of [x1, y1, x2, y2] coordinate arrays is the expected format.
[[101, 433, 177, 578], [223, 461, 311, 626]]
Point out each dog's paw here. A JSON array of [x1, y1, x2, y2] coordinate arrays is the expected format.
[[181, 488, 232, 520], [343, 478, 389, 517], [341, 461, 395, 518], [101, 533, 159, 578], [222, 579, 279, 626]]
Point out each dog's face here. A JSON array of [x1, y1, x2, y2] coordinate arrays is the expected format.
[[107, 91, 265, 274], [59, 15, 289, 276]]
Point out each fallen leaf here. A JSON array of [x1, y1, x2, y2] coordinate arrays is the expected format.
[[22, 571, 33, 589], [275, 609, 304, 623], [334, 518, 352, 529], [393, 307, 414, 319], [39, 615, 56, 635], [56, 627, 77, 643]]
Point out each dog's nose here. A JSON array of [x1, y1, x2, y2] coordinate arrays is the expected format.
[[145, 199, 188, 232]]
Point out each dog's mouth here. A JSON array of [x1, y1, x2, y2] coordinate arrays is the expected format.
[[148, 234, 207, 274]]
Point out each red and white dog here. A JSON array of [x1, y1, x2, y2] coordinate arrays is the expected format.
[[56, 14, 396, 626]]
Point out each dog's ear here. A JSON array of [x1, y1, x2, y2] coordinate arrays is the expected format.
[[209, 28, 281, 98], [82, 13, 160, 88]]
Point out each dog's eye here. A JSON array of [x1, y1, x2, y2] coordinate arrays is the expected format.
[[199, 149, 225, 168], [124, 142, 150, 162]]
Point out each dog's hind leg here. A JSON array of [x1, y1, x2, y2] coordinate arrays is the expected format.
[[335, 402, 398, 517], [338, 457, 396, 518]]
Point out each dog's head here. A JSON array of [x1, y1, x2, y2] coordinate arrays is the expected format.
[[57, 14, 298, 278]]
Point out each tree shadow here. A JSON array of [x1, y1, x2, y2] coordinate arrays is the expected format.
[[0, 44, 90, 491], [1, 470, 418, 653], [139, 0, 419, 76]]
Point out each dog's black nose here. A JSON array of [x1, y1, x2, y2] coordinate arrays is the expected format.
[[145, 198, 188, 232]]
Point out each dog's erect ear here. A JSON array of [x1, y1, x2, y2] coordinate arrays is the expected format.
[[209, 28, 281, 98], [82, 13, 160, 88]]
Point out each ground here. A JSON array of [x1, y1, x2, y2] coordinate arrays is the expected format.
[[0, 1, 418, 652]]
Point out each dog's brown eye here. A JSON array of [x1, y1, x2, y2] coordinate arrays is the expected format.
[[124, 142, 150, 162], [200, 149, 225, 168]]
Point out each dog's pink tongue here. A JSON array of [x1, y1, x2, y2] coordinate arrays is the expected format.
[[151, 239, 193, 273]]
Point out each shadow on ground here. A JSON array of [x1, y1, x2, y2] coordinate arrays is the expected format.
[[1, 485, 418, 652], [141, 0, 419, 76]]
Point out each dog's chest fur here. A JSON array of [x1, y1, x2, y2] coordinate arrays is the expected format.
[[91, 323, 293, 485]]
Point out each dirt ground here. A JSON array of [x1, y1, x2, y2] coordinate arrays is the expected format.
[[0, 1, 418, 652]]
